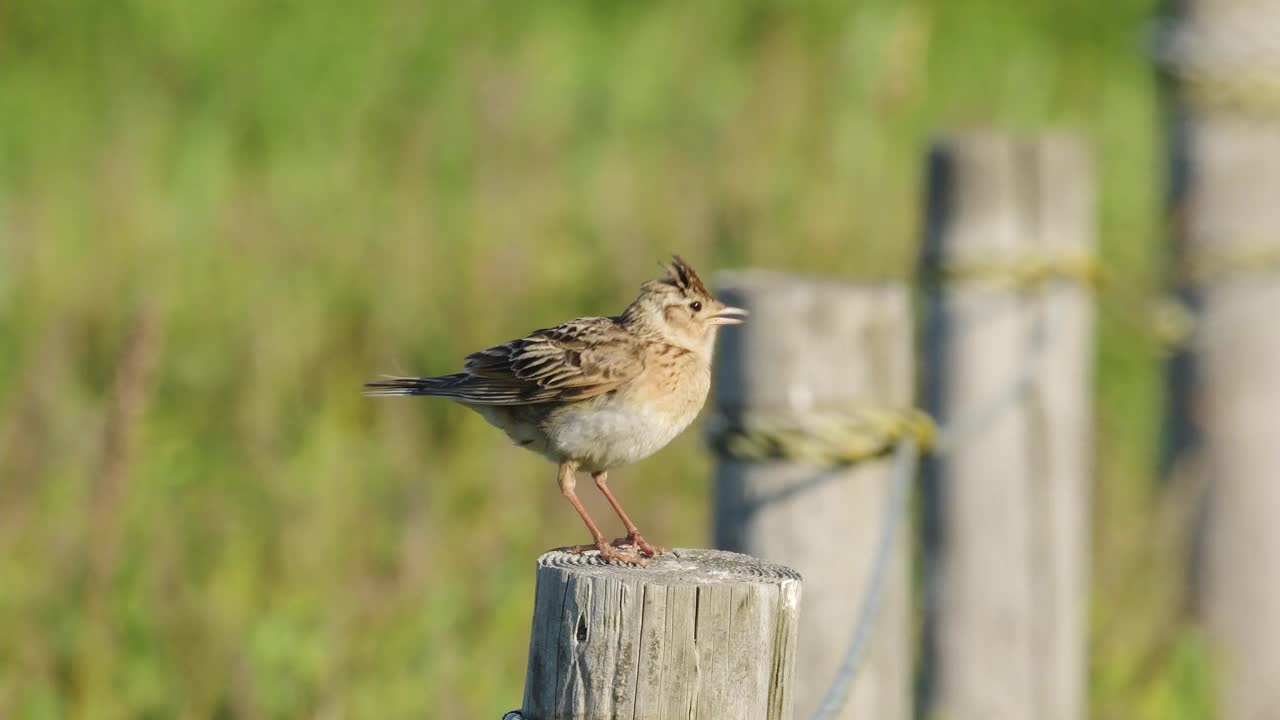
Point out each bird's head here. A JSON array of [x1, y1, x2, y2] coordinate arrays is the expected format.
[[621, 256, 747, 355]]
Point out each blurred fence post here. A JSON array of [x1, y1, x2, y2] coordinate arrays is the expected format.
[[1158, 3, 1280, 717], [710, 275, 913, 720], [918, 132, 1095, 720], [516, 548, 801, 720]]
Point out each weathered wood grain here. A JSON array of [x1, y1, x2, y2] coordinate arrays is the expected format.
[[1166, 4, 1280, 715], [919, 132, 1094, 720], [519, 548, 802, 720]]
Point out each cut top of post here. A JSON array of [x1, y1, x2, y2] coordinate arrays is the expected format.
[[534, 547, 802, 588], [521, 548, 804, 720]]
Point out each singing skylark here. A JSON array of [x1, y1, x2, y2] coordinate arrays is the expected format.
[[365, 256, 747, 565]]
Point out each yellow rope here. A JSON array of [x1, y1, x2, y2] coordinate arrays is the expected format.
[[1177, 79, 1280, 118], [924, 246, 1280, 354], [1140, 245, 1280, 351], [1181, 245, 1280, 285], [707, 409, 936, 465], [928, 244, 1280, 294], [926, 254, 1195, 350], [1142, 297, 1198, 352], [928, 254, 1102, 290]]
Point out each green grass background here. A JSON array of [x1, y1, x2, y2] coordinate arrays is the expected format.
[[0, 0, 1214, 717]]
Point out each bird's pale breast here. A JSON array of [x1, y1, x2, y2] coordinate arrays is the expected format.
[[545, 345, 710, 472], [466, 342, 712, 473]]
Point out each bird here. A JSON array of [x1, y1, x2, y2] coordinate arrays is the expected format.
[[365, 256, 747, 565]]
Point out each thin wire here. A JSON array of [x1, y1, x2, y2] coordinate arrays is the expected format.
[[810, 438, 919, 720]]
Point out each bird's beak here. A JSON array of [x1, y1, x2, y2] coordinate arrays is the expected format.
[[708, 305, 749, 326]]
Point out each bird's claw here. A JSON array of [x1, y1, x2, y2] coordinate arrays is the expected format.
[[610, 533, 664, 559], [563, 541, 651, 567]]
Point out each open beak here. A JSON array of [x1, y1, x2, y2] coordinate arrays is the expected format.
[[708, 305, 749, 326]]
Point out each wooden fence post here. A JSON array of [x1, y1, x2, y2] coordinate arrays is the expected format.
[[710, 275, 913, 720], [1160, 3, 1280, 717], [517, 548, 802, 720], [918, 132, 1095, 720]]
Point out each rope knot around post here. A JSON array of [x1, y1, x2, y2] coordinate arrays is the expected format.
[[1181, 243, 1280, 285], [927, 251, 1206, 354], [921, 253, 1102, 291], [706, 408, 936, 466]]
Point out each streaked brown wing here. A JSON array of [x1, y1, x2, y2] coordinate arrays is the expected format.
[[461, 317, 645, 403]]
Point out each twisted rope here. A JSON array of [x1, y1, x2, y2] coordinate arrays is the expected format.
[[707, 408, 935, 465], [921, 253, 1101, 290], [916, 247, 1280, 354], [1181, 244, 1280, 285]]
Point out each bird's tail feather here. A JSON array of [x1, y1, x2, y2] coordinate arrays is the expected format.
[[363, 374, 471, 397]]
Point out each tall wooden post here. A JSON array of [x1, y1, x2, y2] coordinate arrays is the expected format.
[[918, 133, 1095, 720], [517, 548, 802, 720], [710, 275, 913, 720], [1160, 3, 1280, 717]]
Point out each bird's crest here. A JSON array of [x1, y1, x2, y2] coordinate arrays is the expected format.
[[657, 255, 711, 298]]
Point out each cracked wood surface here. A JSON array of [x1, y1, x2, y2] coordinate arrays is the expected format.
[[519, 548, 801, 720]]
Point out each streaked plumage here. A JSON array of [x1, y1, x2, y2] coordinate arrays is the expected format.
[[365, 317, 645, 405], [365, 256, 746, 565]]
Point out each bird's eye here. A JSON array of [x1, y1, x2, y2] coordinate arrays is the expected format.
[[690, 301, 702, 312]]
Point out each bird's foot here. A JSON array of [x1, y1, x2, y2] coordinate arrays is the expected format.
[[563, 541, 651, 567], [610, 532, 665, 559]]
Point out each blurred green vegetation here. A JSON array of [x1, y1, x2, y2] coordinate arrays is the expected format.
[[0, 0, 1213, 717]]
